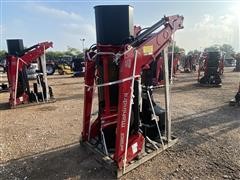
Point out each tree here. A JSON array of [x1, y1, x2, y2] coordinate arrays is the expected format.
[[65, 46, 83, 58], [46, 51, 64, 60], [45, 46, 84, 61], [168, 42, 185, 54], [204, 44, 220, 52], [204, 44, 235, 57], [220, 44, 235, 57], [0, 50, 7, 61]]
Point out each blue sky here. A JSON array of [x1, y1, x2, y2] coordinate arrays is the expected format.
[[1, 0, 240, 52]]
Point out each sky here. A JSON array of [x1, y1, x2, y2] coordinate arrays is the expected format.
[[1, 0, 240, 53]]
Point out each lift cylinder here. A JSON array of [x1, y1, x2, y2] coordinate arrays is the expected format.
[[94, 5, 134, 45]]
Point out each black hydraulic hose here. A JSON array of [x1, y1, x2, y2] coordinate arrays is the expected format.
[[18, 44, 39, 57], [136, 27, 150, 36], [131, 17, 167, 47], [88, 44, 97, 51]]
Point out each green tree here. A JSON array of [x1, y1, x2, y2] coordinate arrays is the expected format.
[[204, 44, 220, 52], [0, 50, 7, 61], [65, 46, 83, 58], [204, 44, 235, 58], [168, 42, 184, 54], [45, 47, 84, 61], [220, 44, 235, 56], [46, 51, 64, 60], [193, 49, 200, 54]]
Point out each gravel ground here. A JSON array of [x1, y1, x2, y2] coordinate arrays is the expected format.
[[0, 68, 239, 180]]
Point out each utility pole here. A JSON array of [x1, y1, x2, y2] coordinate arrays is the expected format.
[[80, 38, 85, 53]]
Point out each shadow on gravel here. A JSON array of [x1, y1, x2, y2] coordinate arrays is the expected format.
[[173, 104, 240, 148], [171, 104, 240, 178], [0, 102, 10, 110], [0, 94, 84, 110], [47, 75, 73, 80], [174, 77, 197, 84], [0, 143, 114, 180], [56, 94, 84, 101], [171, 83, 217, 94], [52, 81, 84, 87]]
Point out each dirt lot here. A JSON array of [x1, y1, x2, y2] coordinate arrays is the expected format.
[[0, 68, 239, 180]]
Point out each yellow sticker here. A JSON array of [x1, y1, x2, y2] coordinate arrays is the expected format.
[[143, 45, 153, 55]]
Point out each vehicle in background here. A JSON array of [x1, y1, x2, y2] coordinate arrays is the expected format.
[[0, 59, 8, 92], [27, 61, 56, 79], [46, 60, 56, 75], [57, 63, 72, 75], [56, 55, 73, 75], [56, 56, 85, 76], [224, 56, 236, 67], [26, 62, 39, 79], [25, 55, 85, 77], [71, 57, 85, 77], [0, 59, 6, 73], [232, 53, 240, 72]]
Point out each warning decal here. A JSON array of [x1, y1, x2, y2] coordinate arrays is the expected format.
[[143, 45, 153, 55]]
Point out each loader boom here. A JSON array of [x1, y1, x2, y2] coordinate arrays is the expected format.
[[6, 41, 53, 107]]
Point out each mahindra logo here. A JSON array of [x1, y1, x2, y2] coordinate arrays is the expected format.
[[121, 92, 128, 128], [120, 92, 129, 151]]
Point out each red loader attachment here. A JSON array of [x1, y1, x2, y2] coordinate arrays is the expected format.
[[230, 82, 240, 106], [197, 51, 224, 87], [6, 39, 55, 108], [81, 5, 184, 177]]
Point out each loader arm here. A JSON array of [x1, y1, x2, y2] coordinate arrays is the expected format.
[[115, 15, 184, 165], [7, 41, 53, 107]]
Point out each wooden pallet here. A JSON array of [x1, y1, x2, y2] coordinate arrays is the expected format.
[[10, 98, 56, 109], [81, 136, 178, 178]]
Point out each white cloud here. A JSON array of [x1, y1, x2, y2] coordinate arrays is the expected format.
[[62, 23, 95, 37], [175, 12, 239, 52], [31, 5, 82, 21], [22, 4, 96, 50], [193, 14, 234, 33], [60, 23, 96, 50]]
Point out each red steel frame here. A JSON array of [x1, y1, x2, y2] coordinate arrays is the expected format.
[[6, 42, 53, 107], [82, 15, 184, 170]]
